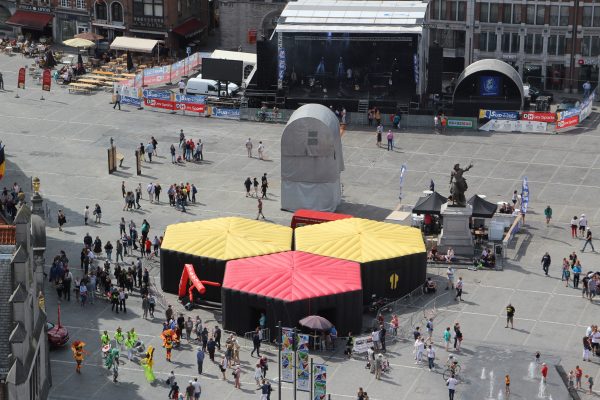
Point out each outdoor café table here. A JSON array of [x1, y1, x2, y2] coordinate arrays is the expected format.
[[92, 70, 115, 76], [77, 79, 103, 85], [120, 73, 136, 78]]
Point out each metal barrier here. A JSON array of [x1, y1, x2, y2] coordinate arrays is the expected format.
[[244, 328, 270, 345]]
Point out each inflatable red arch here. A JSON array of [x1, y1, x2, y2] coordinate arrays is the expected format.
[[178, 264, 221, 302]]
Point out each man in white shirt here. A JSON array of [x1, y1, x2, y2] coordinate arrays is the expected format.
[[178, 79, 186, 94], [191, 378, 201, 399], [446, 266, 455, 290], [147, 183, 155, 204], [371, 328, 380, 350], [257, 141, 265, 160], [447, 375, 458, 400], [245, 138, 253, 157]]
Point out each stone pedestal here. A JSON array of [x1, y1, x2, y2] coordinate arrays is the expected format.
[[437, 203, 474, 257], [31, 193, 44, 218]]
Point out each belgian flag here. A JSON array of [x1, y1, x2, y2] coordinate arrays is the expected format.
[[0, 145, 5, 181]]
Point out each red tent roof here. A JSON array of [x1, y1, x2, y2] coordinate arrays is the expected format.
[[223, 251, 361, 301], [172, 18, 205, 38], [6, 11, 53, 30]]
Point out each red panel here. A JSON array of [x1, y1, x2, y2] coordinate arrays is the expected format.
[[172, 18, 205, 38], [223, 251, 361, 301], [291, 210, 352, 228], [6, 11, 53, 30]]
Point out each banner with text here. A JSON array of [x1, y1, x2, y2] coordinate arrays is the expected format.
[[313, 364, 327, 400], [211, 107, 240, 120], [556, 115, 579, 130], [296, 334, 310, 391], [115, 85, 142, 107], [281, 328, 295, 383], [520, 111, 555, 123], [478, 109, 520, 121], [479, 119, 548, 133]]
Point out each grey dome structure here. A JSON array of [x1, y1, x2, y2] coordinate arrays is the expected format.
[[281, 104, 344, 212]]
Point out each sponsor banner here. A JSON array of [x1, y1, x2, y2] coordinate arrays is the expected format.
[[17, 67, 25, 89], [580, 92, 595, 122], [42, 69, 51, 92], [479, 120, 548, 133], [479, 109, 520, 120], [296, 334, 310, 391], [520, 111, 555, 123], [353, 335, 373, 354], [480, 76, 500, 96], [413, 53, 419, 87], [115, 85, 142, 107], [122, 96, 142, 107], [171, 59, 186, 81], [556, 115, 579, 130], [175, 102, 205, 113], [144, 98, 175, 111], [313, 364, 327, 400], [278, 48, 286, 81], [557, 107, 580, 121], [143, 89, 172, 101], [447, 117, 475, 129], [175, 94, 205, 104], [521, 176, 529, 215], [142, 65, 171, 86], [212, 107, 240, 119], [281, 328, 295, 383]]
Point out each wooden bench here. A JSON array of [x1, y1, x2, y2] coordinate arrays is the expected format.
[[116, 153, 124, 167], [68, 86, 91, 95]]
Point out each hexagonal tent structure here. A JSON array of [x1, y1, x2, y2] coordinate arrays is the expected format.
[[295, 218, 426, 303], [222, 251, 362, 335], [160, 217, 293, 302]]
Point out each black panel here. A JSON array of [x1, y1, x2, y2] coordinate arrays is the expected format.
[[202, 58, 244, 83], [428, 46, 443, 94], [256, 39, 278, 89]]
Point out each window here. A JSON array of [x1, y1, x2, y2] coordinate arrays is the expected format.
[[548, 34, 557, 54], [548, 35, 566, 55], [457, 1, 466, 21], [525, 33, 533, 53], [502, 4, 512, 23], [489, 3, 499, 23], [142, 0, 163, 17], [479, 2, 489, 22], [534, 34, 543, 54], [60, 0, 70, 7], [557, 35, 565, 55], [550, 6, 559, 26], [581, 36, 600, 57], [502, 33, 510, 52], [550, 5, 569, 26], [526, 5, 535, 24], [488, 32, 497, 51], [512, 4, 521, 24], [560, 6, 569, 26], [430, 0, 447, 20], [594, 7, 600, 27], [479, 32, 487, 50], [111, 2, 123, 22], [583, 6, 592, 27], [95, 2, 107, 20], [511, 33, 520, 53], [479, 32, 497, 52], [76, 0, 85, 9], [536, 5, 545, 25]]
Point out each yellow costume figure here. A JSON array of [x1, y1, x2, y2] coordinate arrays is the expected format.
[[140, 345, 156, 382], [160, 329, 177, 362], [71, 340, 88, 373], [114, 327, 125, 349]]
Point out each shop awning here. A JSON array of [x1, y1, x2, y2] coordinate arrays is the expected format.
[[172, 18, 205, 38], [6, 10, 53, 31], [109, 36, 158, 53]]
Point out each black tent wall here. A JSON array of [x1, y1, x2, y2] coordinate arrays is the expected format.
[[160, 249, 227, 302], [222, 288, 363, 337], [360, 252, 426, 304]]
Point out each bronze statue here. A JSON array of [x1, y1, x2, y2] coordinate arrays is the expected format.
[[449, 163, 473, 206]]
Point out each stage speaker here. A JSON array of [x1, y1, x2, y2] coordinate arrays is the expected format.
[[428, 46, 443, 94], [256, 40, 277, 89]]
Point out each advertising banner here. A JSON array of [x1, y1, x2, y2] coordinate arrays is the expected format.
[[352, 335, 373, 354], [171, 59, 187, 82], [479, 119, 547, 133], [297, 334, 310, 391], [116, 85, 142, 107], [212, 107, 240, 120], [313, 364, 327, 400], [579, 92, 595, 122], [521, 176, 529, 215], [175, 94, 205, 104], [42, 69, 51, 91], [143, 89, 172, 100], [447, 117, 476, 129], [281, 328, 295, 383], [413, 53, 419, 87], [557, 108, 580, 121], [17, 67, 25, 89], [520, 111, 555, 122], [556, 115, 579, 130], [142, 65, 171, 86], [479, 109, 520, 120], [278, 48, 286, 81], [175, 102, 205, 113], [144, 98, 175, 111], [479, 76, 500, 96]]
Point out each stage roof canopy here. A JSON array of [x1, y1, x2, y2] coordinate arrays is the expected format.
[[275, 0, 428, 35], [110, 37, 158, 53]]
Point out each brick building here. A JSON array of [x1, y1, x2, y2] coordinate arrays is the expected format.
[[426, 0, 599, 92]]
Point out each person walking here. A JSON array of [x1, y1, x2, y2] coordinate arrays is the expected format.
[[453, 323, 463, 351], [440, 115, 447, 134], [0, 72, 4, 90], [170, 144, 176, 163], [251, 330, 261, 357], [84, 205, 90, 225], [244, 178, 252, 197], [253, 178, 259, 198], [427, 344, 436, 371], [541, 252, 551, 276], [246, 138, 253, 157], [454, 277, 463, 301], [113, 91, 121, 110], [233, 363, 241, 389], [57, 209, 66, 231], [257, 141, 265, 160], [573, 261, 582, 288], [544, 205, 552, 226], [207, 336, 216, 361], [256, 198, 265, 220], [386, 130, 394, 151], [196, 347, 205, 375], [506, 303, 515, 329], [446, 266, 455, 290], [443, 327, 451, 351], [376, 124, 383, 147], [579, 214, 588, 237], [582, 229, 595, 252], [446, 373, 458, 400], [93, 203, 102, 223], [541, 363, 548, 383]]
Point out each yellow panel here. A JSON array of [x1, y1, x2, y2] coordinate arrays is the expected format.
[[161, 217, 293, 260], [294, 218, 425, 262]]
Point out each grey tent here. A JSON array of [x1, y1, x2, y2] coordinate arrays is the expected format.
[[281, 104, 344, 212], [467, 195, 497, 218], [412, 191, 448, 215]]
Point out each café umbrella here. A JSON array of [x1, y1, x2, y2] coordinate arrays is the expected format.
[[62, 38, 95, 48], [299, 315, 333, 331], [74, 32, 104, 41]]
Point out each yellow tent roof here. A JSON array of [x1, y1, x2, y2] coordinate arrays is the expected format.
[[161, 217, 292, 260], [294, 218, 425, 263]]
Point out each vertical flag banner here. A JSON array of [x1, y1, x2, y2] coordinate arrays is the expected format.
[[42, 69, 51, 92], [281, 328, 295, 383], [296, 334, 310, 391], [0, 145, 5, 180], [17, 68, 25, 89], [399, 163, 407, 200], [312, 364, 327, 400], [521, 176, 529, 215]]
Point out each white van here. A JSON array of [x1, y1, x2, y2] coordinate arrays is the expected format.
[[186, 75, 239, 96]]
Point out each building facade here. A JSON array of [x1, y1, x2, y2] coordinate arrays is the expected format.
[[0, 204, 49, 400], [427, 0, 599, 92], [52, 0, 91, 43], [217, 0, 286, 52]]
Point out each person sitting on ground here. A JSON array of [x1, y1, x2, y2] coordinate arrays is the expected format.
[[445, 248, 455, 263]]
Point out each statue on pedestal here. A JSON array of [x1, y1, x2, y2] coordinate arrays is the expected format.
[[449, 163, 473, 207]]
